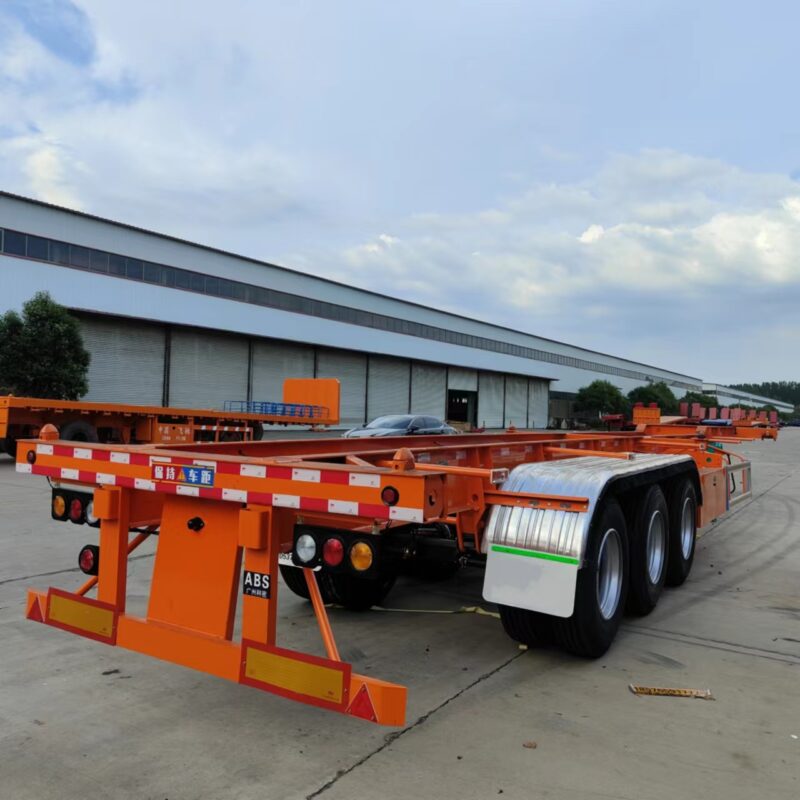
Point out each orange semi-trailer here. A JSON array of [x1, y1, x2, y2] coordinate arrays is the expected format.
[[0, 378, 339, 455], [16, 419, 771, 726]]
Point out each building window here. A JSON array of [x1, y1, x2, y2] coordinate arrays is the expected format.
[[2, 229, 26, 256]]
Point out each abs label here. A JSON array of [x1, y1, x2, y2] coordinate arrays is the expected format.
[[243, 570, 271, 599]]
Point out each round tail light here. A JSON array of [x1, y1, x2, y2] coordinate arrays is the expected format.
[[78, 544, 100, 576], [349, 541, 374, 572], [322, 537, 344, 567], [52, 494, 67, 518], [69, 498, 84, 523], [381, 486, 400, 506], [295, 533, 317, 564]]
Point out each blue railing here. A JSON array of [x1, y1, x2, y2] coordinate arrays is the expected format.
[[224, 400, 328, 419]]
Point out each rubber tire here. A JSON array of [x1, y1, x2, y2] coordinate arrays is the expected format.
[[665, 478, 697, 587], [498, 605, 554, 647], [552, 499, 629, 658], [2, 436, 16, 457], [60, 420, 99, 443], [329, 572, 396, 611], [626, 485, 669, 616], [279, 564, 338, 604]]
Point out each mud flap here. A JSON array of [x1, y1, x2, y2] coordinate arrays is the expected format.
[[482, 545, 579, 618]]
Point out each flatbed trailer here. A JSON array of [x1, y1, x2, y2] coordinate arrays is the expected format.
[[15, 421, 773, 726], [0, 378, 339, 455]]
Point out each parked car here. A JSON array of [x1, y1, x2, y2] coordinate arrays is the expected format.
[[343, 414, 458, 438]]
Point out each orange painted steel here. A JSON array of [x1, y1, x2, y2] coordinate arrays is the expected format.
[[16, 417, 776, 726], [0, 378, 339, 448]]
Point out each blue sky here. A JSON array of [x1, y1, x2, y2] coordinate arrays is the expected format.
[[1, 0, 799, 383]]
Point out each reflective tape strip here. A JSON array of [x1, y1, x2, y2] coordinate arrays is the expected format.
[[176, 485, 200, 496], [348, 473, 380, 488], [134, 478, 156, 491], [150, 456, 172, 465], [328, 500, 358, 515], [222, 488, 248, 502], [61, 468, 79, 480], [36, 444, 54, 455], [73, 448, 92, 460], [16, 462, 32, 474], [292, 468, 321, 483], [240, 464, 267, 478], [389, 507, 424, 523], [490, 544, 579, 565], [273, 494, 300, 508], [48, 594, 115, 639], [96, 473, 116, 485], [110, 452, 130, 464]]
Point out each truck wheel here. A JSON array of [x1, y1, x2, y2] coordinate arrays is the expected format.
[[60, 421, 99, 443], [498, 605, 554, 647], [665, 479, 697, 587], [329, 572, 396, 611], [279, 565, 338, 604], [2, 436, 16, 457], [553, 499, 629, 658], [626, 485, 668, 616]]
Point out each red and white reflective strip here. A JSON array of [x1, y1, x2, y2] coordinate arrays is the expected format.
[[196, 425, 251, 432], [17, 461, 424, 523]]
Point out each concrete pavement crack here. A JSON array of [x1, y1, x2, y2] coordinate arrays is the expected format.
[[306, 650, 525, 799]]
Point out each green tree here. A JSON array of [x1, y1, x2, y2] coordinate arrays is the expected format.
[[627, 381, 678, 414], [0, 292, 90, 400], [574, 380, 628, 415], [679, 391, 716, 409]]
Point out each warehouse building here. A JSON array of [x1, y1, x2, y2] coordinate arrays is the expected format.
[[2, 191, 708, 429], [702, 384, 794, 415]]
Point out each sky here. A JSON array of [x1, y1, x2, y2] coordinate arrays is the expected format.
[[1, 0, 799, 384]]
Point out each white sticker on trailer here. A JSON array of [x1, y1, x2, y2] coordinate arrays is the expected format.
[[348, 473, 380, 488], [292, 468, 320, 483], [328, 500, 358, 515], [240, 464, 267, 478], [110, 452, 130, 464], [389, 506, 424, 523], [36, 444, 54, 455], [61, 468, 79, 480], [16, 462, 33, 474], [96, 473, 116, 485], [273, 494, 300, 509], [176, 485, 200, 496], [482, 546, 578, 618], [73, 448, 93, 460]]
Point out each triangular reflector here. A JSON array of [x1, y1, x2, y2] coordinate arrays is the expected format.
[[27, 596, 44, 623], [347, 683, 377, 722]]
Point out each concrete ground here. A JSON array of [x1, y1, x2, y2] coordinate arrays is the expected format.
[[0, 432, 798, 800]]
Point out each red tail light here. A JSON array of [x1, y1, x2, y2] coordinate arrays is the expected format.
[[322, 537, 344, 567], [381, 486, 399, 506], [78, 544, 99, 575], [69, 498, 84, 523]]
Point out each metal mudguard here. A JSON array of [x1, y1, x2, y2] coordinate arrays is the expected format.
[[482, 454, 694, 617]]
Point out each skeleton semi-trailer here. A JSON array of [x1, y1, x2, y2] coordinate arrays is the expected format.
[[16, 420, 771, 726]]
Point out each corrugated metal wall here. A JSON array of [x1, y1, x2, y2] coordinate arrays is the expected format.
[[447, 367, 478, 391], [528, 379, 550, 428], [316, 349, 367, 426], [251, 341, 314, 402], [367, 356, 410, 419], [478, 372, 504, 428], [169, 329, 248, 409], [504, 376, 528, 428], [80, 316, 166, 405], [410, 363, 446, 417]]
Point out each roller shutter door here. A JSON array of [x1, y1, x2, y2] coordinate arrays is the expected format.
[[528, 379, 550, 428], [410, 363, 446, 417], [169, 329, 248, 409], [251, 341, 314, 402], [316, 350, 367, 427], [367, 356, 410, 420], [80, 316, 166, 405], [447, 367, 477, 391], [504, 376, 528, 428], [478, 372, 504, 429]]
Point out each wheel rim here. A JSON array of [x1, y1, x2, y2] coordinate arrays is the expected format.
[[680, 497, 695, 559], [596, 527, 623, 620], [646, 509, 666, 584]]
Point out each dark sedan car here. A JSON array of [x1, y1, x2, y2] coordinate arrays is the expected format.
[[343, 414, 458, 438]]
